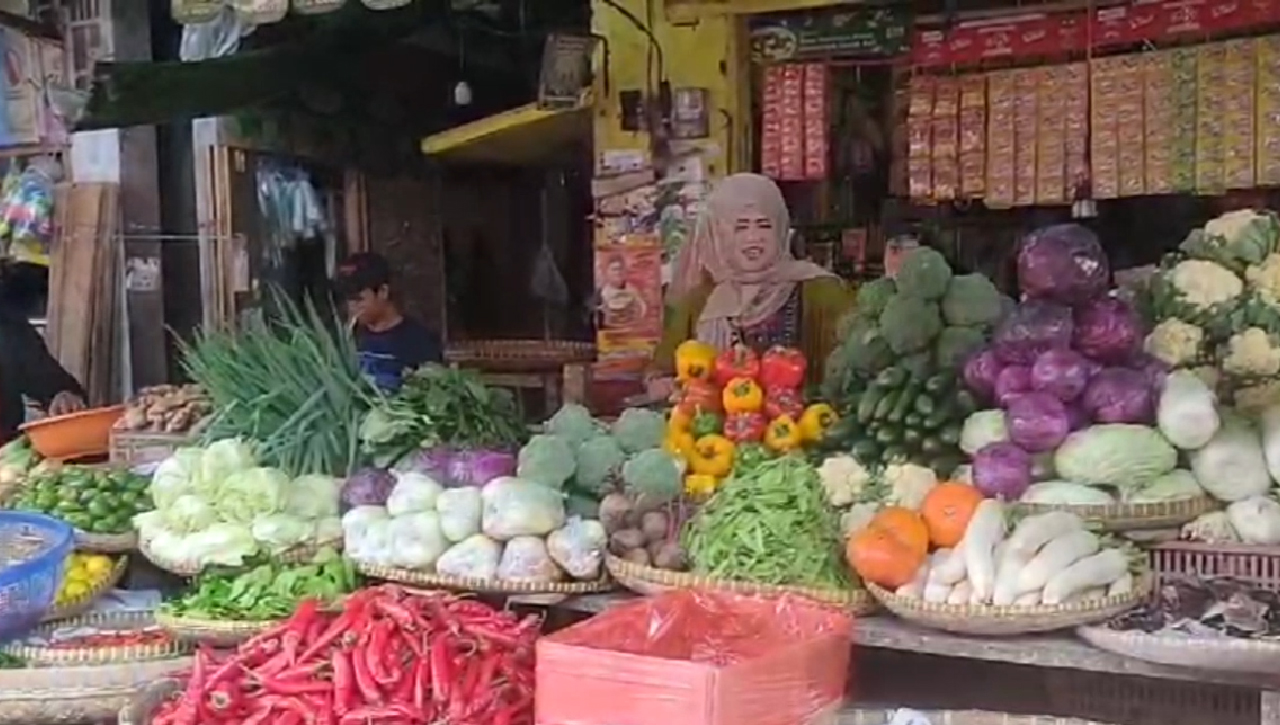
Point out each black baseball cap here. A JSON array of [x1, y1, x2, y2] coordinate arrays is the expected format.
[[334, 252, 391, 299]]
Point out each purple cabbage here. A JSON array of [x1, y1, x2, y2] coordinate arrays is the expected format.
[[963, 348, 1004, 403], [1016, 224, 1110, 305], [1131, 353, 1171, 395], [1064, 403, 1090, 431], [1073, 297, 1144, 364], [973, 442, 1033, 500], [1006, 392, 1072, 452], [446, 449, 516, 488], [1082, 368, 1154, 424], [995, 365, 1034, 407], [341, 467, 395, 508], [1030, 349, 1094, 403], [393, 447, 454, 479], [992, 301, 1074, 365]]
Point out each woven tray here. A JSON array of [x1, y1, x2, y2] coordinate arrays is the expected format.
[[0, 658, 189, 725], [140, 537, 341, 576], [153, 609, 281, 648], [41, 555, 128, 623], [1013, 495, 1218, 531], [357, 563, 613, 597], [1076, 624, 1280, 673], [606, 554, 877, 614], [73, 528, 137, 553], [865, 574, 1152, 636], [445, 339, 596, 371], [118, 677, 181, 725], [1, 610, 190, 667]]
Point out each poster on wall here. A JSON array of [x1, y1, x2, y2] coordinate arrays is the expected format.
[[592, 233, 663, 380]]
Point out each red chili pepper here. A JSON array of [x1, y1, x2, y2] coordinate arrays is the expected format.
[[205, 682, 241, 713], [340, 704, 420, 724], [411, 658, 429, 712], [350, 639, 383, 704], [276, 713, 303, 725], [298, 604, 364, 662], [260, 677, 333, 696], [330, 650, 355, 717], [373, 597, 419, 631], [429, 635, 452, 704], [366, 620, 394, 684]]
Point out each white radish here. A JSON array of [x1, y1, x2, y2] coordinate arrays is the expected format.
[[1042, 549, 1129, 604], [963, 499, 1006, 604], [897, 559, 931, 597], [1107, 571, 1135, 597], [1064, 587, 1107, 603], [923, 579, 953, 603], [947, 580, 973, 605], [929, 546, 967, 586], [1013, 590, 1042, 606], [1005, 511, 1085, 557], [1015, 530, 1100, 595], [992, 543, 1033, 605]]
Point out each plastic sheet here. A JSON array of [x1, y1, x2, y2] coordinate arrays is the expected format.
[[537, 590, 852, 725]]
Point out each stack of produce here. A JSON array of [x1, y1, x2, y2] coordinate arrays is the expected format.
[[666, 342, 838, 496], [343, 469, 607, 584], [359, 364, 526, 469], [181, 294, 370, 477], [113, 384, 212, 435], [148, 585, 536, 725], [851, 495, 1140, 607], [0, 435, 39, 487], [160, 550, 355, 621], [822, 247, 1002, 475], [132, 438, 343, 570], [682, 456, 854, 591], [54, 553, 117, 608], [8, 465, 153, 535]]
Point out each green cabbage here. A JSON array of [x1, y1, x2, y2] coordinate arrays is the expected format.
[[198, 438, 258, 486], [213, 466, 289, 524], [165, 494, 217, 534], [286, 475, 342, 519], [251, 513, 314, 554], [150, 448, 205, 510], [1053, 424, 1178, 490]]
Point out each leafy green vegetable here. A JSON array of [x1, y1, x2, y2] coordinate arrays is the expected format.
[[162, 549, 356, 621]]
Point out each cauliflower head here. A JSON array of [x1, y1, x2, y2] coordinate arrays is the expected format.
[[1223, 327, 1280, 377], [840, 502, 882, 537], [1180, 511, 1240, 544], [1184, 209, 1280, 272], [882, 463, 938, 511], [1245, 253, 1280, 306], [817, 454, 872, 508], [1144, 318, 1205, 367], [1232, 379, 1280, 414], [1169, 259, 1245, 309]]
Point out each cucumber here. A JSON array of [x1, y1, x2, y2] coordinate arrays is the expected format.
[[849, 439, 880, 463], [903, 412, 924, 429], [929, 454, 964, 478], [875, 367, 908, 389], [856, 387, 885, 424], [873, 389, 900, 421], [937, 423, 963, 446], [875, 426, 902, 445], [923, 374, 952, 395], [913, 393, 937, 417], [921, 409, 951, 430], [881, 445, 909, 464], [954, 390, 979, 415], [888, 382, 920, 423], [901, 428, 924, 449], [919, 436, 946, 456]]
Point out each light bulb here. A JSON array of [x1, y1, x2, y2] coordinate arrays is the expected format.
[[453, 81, 473, 106]]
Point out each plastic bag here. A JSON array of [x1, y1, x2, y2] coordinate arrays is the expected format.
[[436, 487, 482, 543], [1006, 393, 1071, 452], [434, 534, 502, 579], [388, 512, 448, 569], [385, 471, 444, 517], [1017, 224, 1110, 305], [480, 477, 566, 540], [992, 302, 1074, 365], [496, 536, 562, 581], [1082, 368, 1154, 424], [546, 517, 607, 579]]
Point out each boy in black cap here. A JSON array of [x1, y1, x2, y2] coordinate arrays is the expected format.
[[334, 252, 443, 391]]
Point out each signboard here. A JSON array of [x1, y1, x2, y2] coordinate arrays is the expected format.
[[750, 7, 910, 62]]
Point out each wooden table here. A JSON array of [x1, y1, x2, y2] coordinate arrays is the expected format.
[[554, 593, 1280, 725]]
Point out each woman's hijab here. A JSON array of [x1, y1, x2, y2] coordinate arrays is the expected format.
[[672, 173, 834, 349]]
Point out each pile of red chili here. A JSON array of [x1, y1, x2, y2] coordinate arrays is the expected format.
[[152, 584, 539, 725]]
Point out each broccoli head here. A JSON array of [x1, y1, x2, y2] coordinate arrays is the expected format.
[[575, 434, 627, 494], [545, 403, 601, 445], [622, 448, 682, 504], [935, 326, 987, 369], [900, 350, 934, 378], [879, 295, 943, 354], [895, 247, 953, 300], [611, 407, 667, 454], [516, 434, 576, 488], [853, 277, 897, 320], [942, 273, 1004, 328]]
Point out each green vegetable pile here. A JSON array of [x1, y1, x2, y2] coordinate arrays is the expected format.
[[360, 364, 526, 466], [162, 550, 356, 621], [682, 456, 852, 590], [181, 291, 371, 477], [9, 466, 152, 533]]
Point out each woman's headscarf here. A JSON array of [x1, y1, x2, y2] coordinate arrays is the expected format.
[[671, 173, 834, 350]]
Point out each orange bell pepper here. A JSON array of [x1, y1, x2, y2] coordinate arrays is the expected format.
[[674, 340, 717, 383], [722, 377, 764, 414], [689, 434, 735, 477], [764, 415, 803, 453]]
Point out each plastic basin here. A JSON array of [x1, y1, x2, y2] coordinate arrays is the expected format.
[[20, 405, 124, 461]]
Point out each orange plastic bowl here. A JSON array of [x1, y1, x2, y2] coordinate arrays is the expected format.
[[19, 405, 125, 461]]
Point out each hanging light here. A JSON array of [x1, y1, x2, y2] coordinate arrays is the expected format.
[[453, 81, 473, 106]]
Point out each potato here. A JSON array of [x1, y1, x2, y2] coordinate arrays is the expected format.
[[651, 542, 687, 571], [608, 528, 646, 555], [640, 511, 669, 543], [621, 547, 651, 566], [598, 493, 633, 534]]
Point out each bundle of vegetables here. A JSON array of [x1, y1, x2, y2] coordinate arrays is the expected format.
[[666, 342, 839, 497], [343, 469, 608, 583], [851, 496, 1141, 607], [148, 585, 537, 725], [1109, 575, 1280, 638], [8, 464, 153, 534], [161, 550, 355, 621], [359, 364, 525, 469], [823, 246, 1005, 408], [132, 439, 344, 570], [181, 294, 370, 478], [683, 456, 854, 590], [113, 384, 213, 434], [0, 435, 39, 487]]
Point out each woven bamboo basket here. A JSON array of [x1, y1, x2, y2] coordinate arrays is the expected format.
[[73, 528, 137, 553], [357, 562, 613, 599], [866, 575, 1151, 636], [108, 431, 193, 467], [0, 657, 190, 725], [1013, 495, 1218, 531], [2, 610, 190, 667], [444, 339, 596, 372], [606, 554, 877, 614], [139, 537, 342, 577], [153, 609, 281, 647], [1076, 624, 1280, 673], [41, 555, 128, 623]]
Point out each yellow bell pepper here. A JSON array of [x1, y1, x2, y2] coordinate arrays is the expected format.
[[722, 377, 764, 414], [689, 434, 735, 477], [764, 415, 803, 453], [684, 473, 718, 498], [798, 403, 839, 442], [674, 340, 716, 383], [668, 405, 693, 434], [664, 430, 696, 459]]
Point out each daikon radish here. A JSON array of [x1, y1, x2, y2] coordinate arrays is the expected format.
[[1064, 588, 1107, 603], [923, 579, 953, 603], [897, 559, 931, 597], [992, 542, 1033, 605], [929, 546, 967, 586], [1015, 530, 1099, 595], [963, 499, 1006, 604], [1042, 548, 1129, 604], [947, 580, 973, 605], [1107, 571, 1134, 597], [1013, 590, 1042, 606], [1005, 511, 1084, 557]]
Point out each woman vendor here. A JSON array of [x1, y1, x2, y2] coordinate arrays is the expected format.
[[647, 173, 854, 394]]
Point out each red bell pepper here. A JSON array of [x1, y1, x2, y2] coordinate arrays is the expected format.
[[760, 346, 807, 390], [763, 387, 804, 420], [723, 412, 767, 443], [713, 344, 761, 386]]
